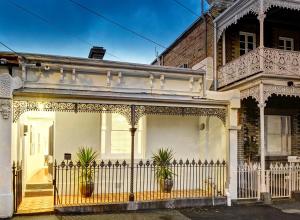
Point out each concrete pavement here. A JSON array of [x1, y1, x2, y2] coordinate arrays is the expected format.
[[9, 202, 300, 220]]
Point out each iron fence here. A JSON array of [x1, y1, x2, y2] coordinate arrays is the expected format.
[[54, 159, 226, 206], [12, 161, 22, 212], [237, 162, 300, 200]]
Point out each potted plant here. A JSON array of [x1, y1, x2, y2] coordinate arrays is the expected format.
[[77, 147, 98, 197], [152, 148, 174, 193]]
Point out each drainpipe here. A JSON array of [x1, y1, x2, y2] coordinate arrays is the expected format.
[[213, 23, 217, 91]]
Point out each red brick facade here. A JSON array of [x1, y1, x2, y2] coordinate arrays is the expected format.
[[154, 1, 235, 69], [159, 15, 214, 69]]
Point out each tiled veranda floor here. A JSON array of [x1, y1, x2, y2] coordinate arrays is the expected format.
[[17, 196, 54, 214]]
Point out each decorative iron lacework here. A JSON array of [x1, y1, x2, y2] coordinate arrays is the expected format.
[[240, 86, 260, 103], [240, 84, 300, 105], [13, 100, 227, 125], [216, 0, 300, 40], [218, 49, 260, 88], [263, 85, 300, 103], [138, 105, 227, 124], [218, 47, 300, 88]]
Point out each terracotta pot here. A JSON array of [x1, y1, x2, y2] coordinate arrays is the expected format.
[[80, 181, 94, 197], [159, 178, 173, 193]]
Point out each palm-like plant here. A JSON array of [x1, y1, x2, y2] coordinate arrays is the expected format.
[[77, 147, 98, 183], [152, 148, 174, 180], [77, 147, 98, 166]]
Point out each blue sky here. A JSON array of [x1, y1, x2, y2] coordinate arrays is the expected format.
[[0, 0, 208, 64]]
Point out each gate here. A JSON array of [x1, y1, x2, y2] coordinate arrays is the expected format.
[[237, 163, 260, 199], [237, 162, 300, 200], [12, 161, 23, 212]]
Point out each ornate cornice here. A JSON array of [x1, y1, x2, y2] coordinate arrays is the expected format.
[[13, 100, 227, 125]]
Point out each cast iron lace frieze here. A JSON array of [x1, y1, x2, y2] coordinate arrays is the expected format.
[[13, 100, 227, 125]]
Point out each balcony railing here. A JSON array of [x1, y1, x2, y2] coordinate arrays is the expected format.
[[218, 47, 300, 88]]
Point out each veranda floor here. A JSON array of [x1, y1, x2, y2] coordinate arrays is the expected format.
[[17, 196, 54, 214]]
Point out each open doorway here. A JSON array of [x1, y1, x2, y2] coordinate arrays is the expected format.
[[19, 112, 55, 196], [13, 111, 55, 213]]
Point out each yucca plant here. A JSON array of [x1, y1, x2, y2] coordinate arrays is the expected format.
[[77, 146, 98, 166], [152, 148, 174, 193], [77, 146, 98, 197]]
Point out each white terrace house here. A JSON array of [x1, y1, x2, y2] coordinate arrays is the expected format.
[[0, 49, 239, 218], [214, 0, 300, 199]]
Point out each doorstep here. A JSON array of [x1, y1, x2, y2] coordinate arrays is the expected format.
[[55, 197, 227, 214], [16, 196, 54, 215]]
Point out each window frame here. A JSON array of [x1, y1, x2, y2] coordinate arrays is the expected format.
[[278, 37, 294, 51], [239, 31, 256, 56], [265, 115, 291, 156], [100, 113, 146, 159]]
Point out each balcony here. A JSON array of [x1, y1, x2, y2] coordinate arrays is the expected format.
[[218, 47, 300, 88]]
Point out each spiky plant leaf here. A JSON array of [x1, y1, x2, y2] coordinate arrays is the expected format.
[[152, 148, 175, 180]]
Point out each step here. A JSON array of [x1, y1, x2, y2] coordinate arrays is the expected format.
[[292, 191, 300, 201], [26, 183, 52, 190], [25, 189, 53, 197]]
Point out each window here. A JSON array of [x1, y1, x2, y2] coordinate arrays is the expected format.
[[111, 114, 131, 154], [239, 32, 256, 55], [279, 37, 294, 51], [101, 113, 145, 159], [265, 115, 291, 156]]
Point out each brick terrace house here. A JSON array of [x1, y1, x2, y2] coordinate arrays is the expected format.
[[154, 0, 300, 197]]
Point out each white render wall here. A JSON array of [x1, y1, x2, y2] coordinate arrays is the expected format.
[[199, 116, 226, 161], [53, 113, 226, 162], [145, 115, 226, 160], [54, 112, 101, 162], [13, 112, 226, 175], [146, 115, 200, 159]]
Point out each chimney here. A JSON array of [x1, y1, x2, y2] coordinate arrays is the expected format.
[[88, 46, 106, 60]]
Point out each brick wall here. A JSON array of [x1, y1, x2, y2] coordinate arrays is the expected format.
[[238, 99, 260, 163], [161, 15, 214, 68], [292, 112, 300, 156], [157, 1, 235, 68], [239, 97, 300, 163]]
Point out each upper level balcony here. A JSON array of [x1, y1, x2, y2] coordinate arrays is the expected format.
[[214, 0, 300, 88], [218, 47, 300, 88]]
